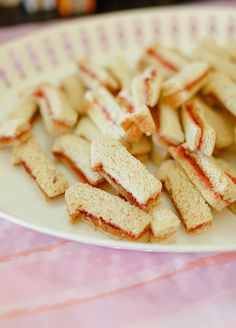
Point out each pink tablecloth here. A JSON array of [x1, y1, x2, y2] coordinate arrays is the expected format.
[[1, 22, 236, 328]]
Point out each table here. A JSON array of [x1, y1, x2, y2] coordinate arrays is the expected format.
[[0, 22, 236, 328]]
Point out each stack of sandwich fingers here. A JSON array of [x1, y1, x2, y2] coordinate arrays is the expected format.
[[2, 37, 236, 243]]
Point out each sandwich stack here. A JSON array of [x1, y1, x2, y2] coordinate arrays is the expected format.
[[1, 38, 236, 245]]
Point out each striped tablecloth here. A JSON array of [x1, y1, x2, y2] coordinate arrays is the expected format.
[[1, 20, 236, 328]]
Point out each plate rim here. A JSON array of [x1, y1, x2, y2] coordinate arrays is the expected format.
[[1, 209, 236, 253], [0, 4, 236, 51]]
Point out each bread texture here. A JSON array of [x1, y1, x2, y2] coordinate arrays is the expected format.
[[162, 61, 210, 108], [215, 158, 236, 215], [91, 135, 162, 211], [75, 116, 101, 142], [8, 95, 38, 123], [130, 136, 151, 156], [132, 66, 162, 108], [60, 74, 85, 114], [197, 97, 234, 151], [129, 71, 157, 136], [78, 59, 120, 94], [13, 137, 68, 199], [152, 100, 184, 147], [194, 40, 236, 82], [139, 43, 188, 78], [117, 89, 153, 138], [0, 118, 31, 148], [181, 98, 216, 155], [106, 56, 133, 90], [33, 83, 78, 136], [224, 42, 236, 63], [169, 145, 236, 210], [86, 87, 136, 144], [65, 183, 152, 241], [202, 72, 236, 117], [158, 160, 212, 233], [149, 203, 180, 242], [151, 136, 170, 165], [53, 134, 103, 186]]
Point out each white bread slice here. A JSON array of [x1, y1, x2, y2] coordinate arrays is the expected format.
[[65, 183, 152, 242], [202, 72, 236, 117], [106, 56, 133, 90], [132, 66, 162, 108], [150, 203, 180, 242], [13, 137, 68, 199], [52, 135, 104, 187], [75, 116, 149, 158], [129, 98, 156, 137], [193, 42, 236, 82], [152, 100, 184, 147], [197, 98, 234, 151], [78, 59, 120, 95], [151, 136, 170, 165], [75, 116, 101, 142], [91, 135, 162, 211], [215, 158, 236, 215], [130, 136, 151, 156], [181, 99, 216, 156], [169, 145, 236, 210], [33, 83, 78, 136], [139, 43, 188, 78], [162, 61, 211, 108], [224, 42, 236, 63], [86, 87, 139, 143], [8, 95, 38, 123], [116, 89, 143, 141], [60, 74, 85, 114], [0, 118, 31, 148], [194, 38, 227, 60], [158, 160, 212, 233]]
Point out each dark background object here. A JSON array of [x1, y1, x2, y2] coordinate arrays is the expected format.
[[96, 0, 196, 12], [0, 0, 202, 27]]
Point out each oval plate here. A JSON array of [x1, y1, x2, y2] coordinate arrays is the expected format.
[[0, 5, 236, 252]]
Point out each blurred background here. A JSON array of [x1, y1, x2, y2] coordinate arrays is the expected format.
[[0, 0, 209, 27]]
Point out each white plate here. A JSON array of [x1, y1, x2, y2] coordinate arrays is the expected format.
[[1, 5, 236, 252]]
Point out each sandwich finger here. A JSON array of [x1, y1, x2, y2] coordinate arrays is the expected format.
[[158, 160, 212, 234], [91, 135, 162, 211]]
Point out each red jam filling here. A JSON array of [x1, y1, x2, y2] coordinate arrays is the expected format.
[[176, 146, 228, 204], [117, 94, 136, 113], [78, 210, 148, 240], [96, 164, 160, 210], [188, 221, 211, 233], [226, 172, 236, 184], [185, 102, 204, 150], [143, 68, 158, 103], [93, 100, 116, 125], [51, 119, 71, 129], [146, 48, 178, 73], [170, 69, 210, 98], [54, 152, 101, 187], [79, 63, 119, 94], [21, 160, 64, 200], [34, 90, 69, 128], [22, 161, 35, 179], [151, 107, 175, 147], [0, 129, 29, 143], [34, 89, 53, 116]]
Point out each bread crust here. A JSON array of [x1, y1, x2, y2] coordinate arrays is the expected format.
[[13, 137, 68, 199], [70, 212, 150, 242], [158, 160, 212, 233]]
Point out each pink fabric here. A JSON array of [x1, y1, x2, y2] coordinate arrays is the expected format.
[[1, 22, 236, 328]]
